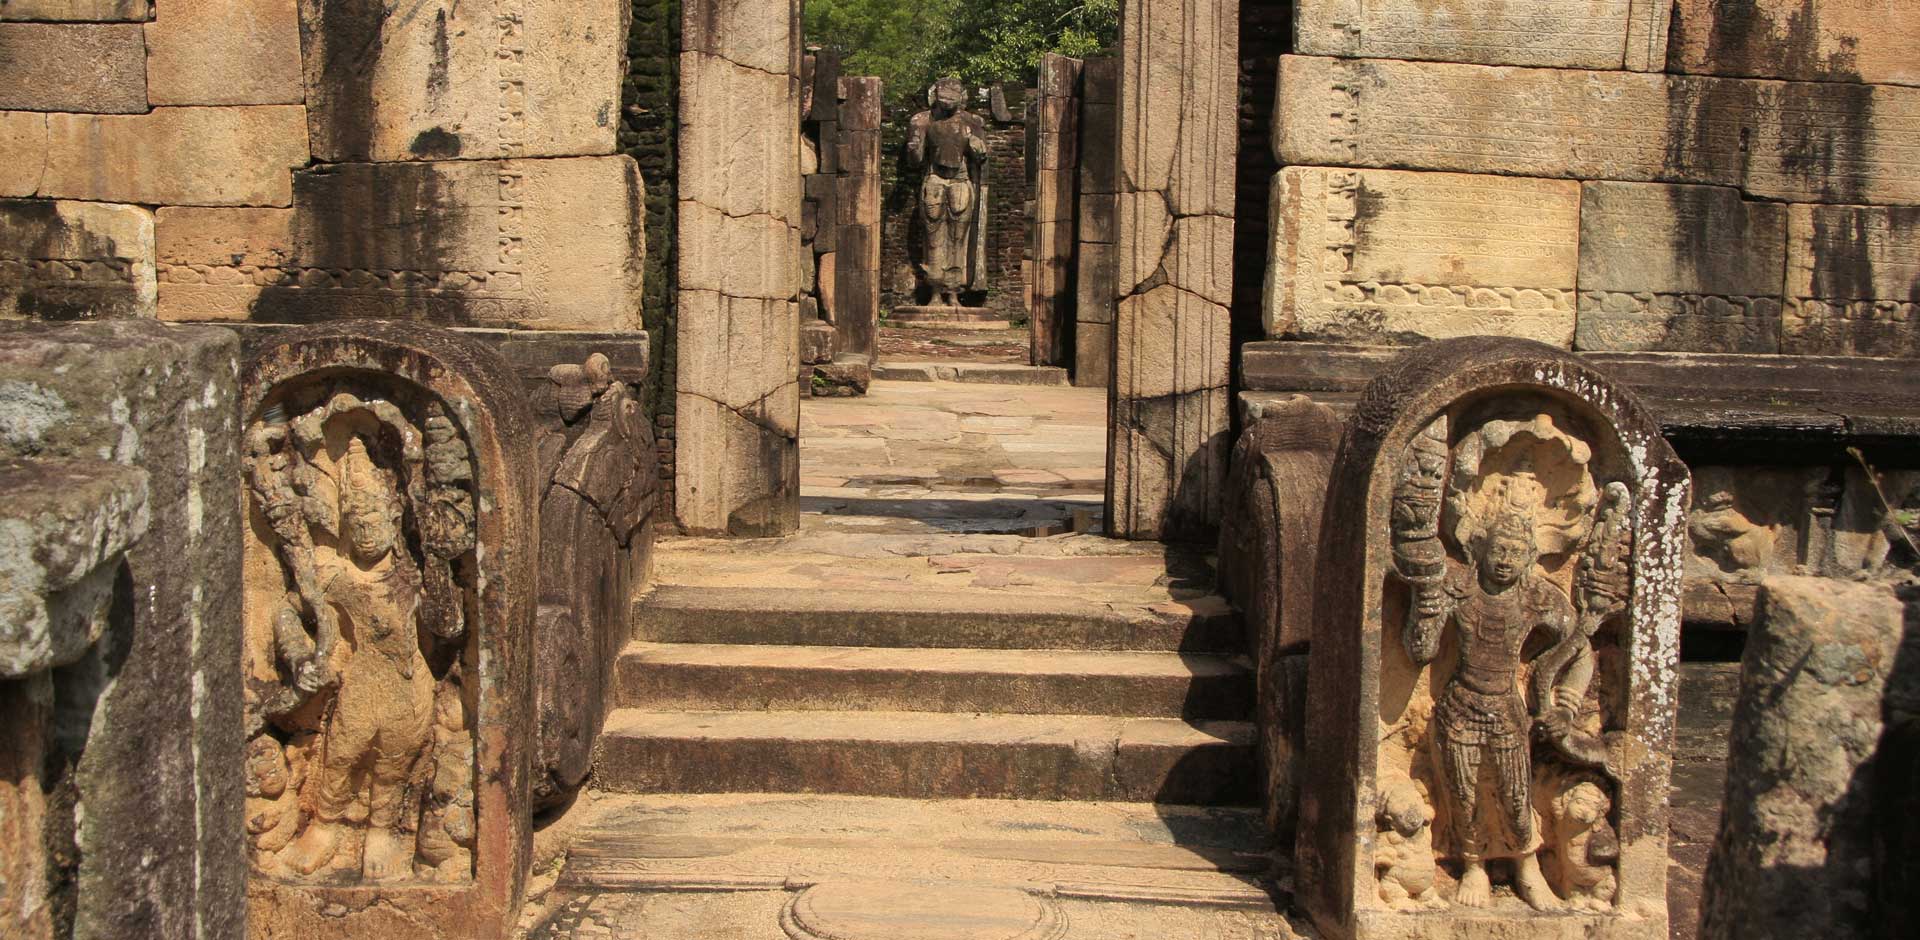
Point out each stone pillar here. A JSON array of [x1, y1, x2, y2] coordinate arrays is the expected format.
[[1073, 56, 1118, 389], [1700, 576, 1920, 940], [1028, 53, 1081, 369], [834, 75, 882, 362], [240, 322, 538, 940], [675, 0, 803, 536], [0, 320, 245, 940], [1294, 338, 1691, 940], [1108, 0, 1236, 540]]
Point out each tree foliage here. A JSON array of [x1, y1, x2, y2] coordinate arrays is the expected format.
[[804, 0, 1119, 106]]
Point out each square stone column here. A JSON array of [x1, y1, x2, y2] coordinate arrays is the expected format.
[[674, 0, 804, 536], [1108, 0, 1236, 540]]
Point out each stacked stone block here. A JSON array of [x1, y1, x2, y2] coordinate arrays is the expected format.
[[1266, 1, 1920, 359], [1073, 56, 1119, 388], [0, 2, 647, 334], [1108, 0, 1238, 541], [1027, 54, 1081, 369], [674, 0, 802, 536]]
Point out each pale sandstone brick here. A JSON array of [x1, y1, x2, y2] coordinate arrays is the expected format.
[[0, 24, 147, 113], [145, 0, 303, 106], [1296, 0, 1670, 71], [3, 106, 308, 206]]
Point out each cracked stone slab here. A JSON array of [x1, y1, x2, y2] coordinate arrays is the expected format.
[[1296, 0, 1671, 71]]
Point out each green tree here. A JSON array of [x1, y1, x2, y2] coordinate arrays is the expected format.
[[803, 0, 1119, 106]]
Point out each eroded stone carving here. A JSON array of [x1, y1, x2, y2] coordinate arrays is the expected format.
[[1297, 339, 1689, 940], [906, 77, 988, 307], [244, 384, 478, 884]]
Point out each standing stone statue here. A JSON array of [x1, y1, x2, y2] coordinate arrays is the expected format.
[[906, 77, 989, 307]]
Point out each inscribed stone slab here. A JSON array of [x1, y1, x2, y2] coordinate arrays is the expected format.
[[1784, 203, 1920, 357], [3, 106, 308, 206], [0, 199, 154, 319], [155, 156, 645, 330], [0, 0, 147, 20], [0, 24, 147, 113], [1296, 0, 1671, 71], [298, 0, 623, 162], [1576, 182, 1787, 353], [145, 0, 303, 106], [1671, 0, 1920, 87], [1266, 167, 1579, 346], [1275, 55, 1920, 206]]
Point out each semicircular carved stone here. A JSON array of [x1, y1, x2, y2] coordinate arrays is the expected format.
[[1294, 338, 1690, 940], [240, 322, 536, 940]]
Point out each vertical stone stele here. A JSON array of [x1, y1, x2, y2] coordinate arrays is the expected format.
[[1296, 338, 1690, 940], [240, 322, 535, 940]]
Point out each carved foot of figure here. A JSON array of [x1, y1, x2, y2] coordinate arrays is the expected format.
[[1513, 854, 1564, 912], [362, 827, 414, 882], [1455, 861, 1491, 907], [282, 820, 345, 875]]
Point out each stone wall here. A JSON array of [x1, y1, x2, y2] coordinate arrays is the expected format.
[[0, 2, 648, 334], [622, 0, 683, 524], [1265, 1, 1920, 358]]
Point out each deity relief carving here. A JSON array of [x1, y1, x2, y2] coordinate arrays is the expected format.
[[242, 381, 479, 885], [1384, 404, 1636, 913]]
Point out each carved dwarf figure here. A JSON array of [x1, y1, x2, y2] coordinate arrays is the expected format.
[[1406, 487, 1571, 910], [245, 735, 305, 859], [907, 77, 988, 306], [1539, 776, 1619, 912], [280, 437, 441, 882], [1689, 486, 1773, 578], [1375, 777, 1443, 910]]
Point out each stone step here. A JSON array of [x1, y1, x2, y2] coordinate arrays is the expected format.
[[872, 362, 1071, 386], [595, 709, 1258, 804], [614, 643, 1254, 718], [635, 586, 1241, 652]]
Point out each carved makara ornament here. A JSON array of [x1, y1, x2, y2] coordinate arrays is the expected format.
[[243, 386, 478, 885], [1385, 409, 1630, 913]]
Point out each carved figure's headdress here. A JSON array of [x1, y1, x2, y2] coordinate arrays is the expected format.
[[1484, 478, 1543, 553], [929, 76, 967, 107], [338, 437, 403, 522]]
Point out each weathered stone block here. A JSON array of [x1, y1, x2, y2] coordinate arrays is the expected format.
[[145, 0, 303, 106], [1700, 576, 1919, 940], [679, 50, 802, 223], [298, 0, 624, 162], [1, 106, 308, 206], [0, 459, 148, 678], [240, 322, 535, 940], [1784, 203, 1920, 357], [1267, 167, 1578, 345], [0, 319, 244, 940], [0, 24, 147, 113], [0, 199, 154, 320], [0, 0, 148, 18], [1276, 55, 1920, 206], [155, 156, 646, 330], [1576, 182, 1787, 353], [1297, 0, 1671, 71], [1671, 0, 1920, 87]]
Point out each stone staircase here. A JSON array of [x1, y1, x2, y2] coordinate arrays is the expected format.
[[594, 578, 1259, 805], [530, 526, 1279, 938]]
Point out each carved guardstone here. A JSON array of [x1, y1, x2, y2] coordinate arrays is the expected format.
[[1295, 338, 1690, 940], [241, 322, 535, 940]]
